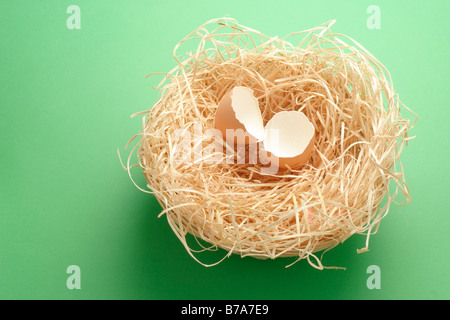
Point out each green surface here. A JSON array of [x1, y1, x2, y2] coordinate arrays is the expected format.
[[0, 0, 449, 300]]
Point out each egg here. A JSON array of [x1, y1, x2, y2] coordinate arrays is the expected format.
[[214, 86, 265, 145], [213, 86, 315, 173], [261, 111, 315, 170]]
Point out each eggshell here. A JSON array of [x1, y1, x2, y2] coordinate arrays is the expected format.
[[260, 133, 315, 170], [213, 86, 316, 173], [261, 111, 315, 170], [213, 86, 264, 145]]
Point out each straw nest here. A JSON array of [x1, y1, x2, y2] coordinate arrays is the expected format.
[[124, 18, 417, 269]]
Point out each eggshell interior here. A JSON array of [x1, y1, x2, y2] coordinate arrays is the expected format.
[[260, 133, 315, 170], [262, 111, 316, 170]]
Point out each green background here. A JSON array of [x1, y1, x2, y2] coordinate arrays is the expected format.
[[1, 0, 449, 300]]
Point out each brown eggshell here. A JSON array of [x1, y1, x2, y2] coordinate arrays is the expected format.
[[213, 89, 258, 145], [260, 132, 315, 171]]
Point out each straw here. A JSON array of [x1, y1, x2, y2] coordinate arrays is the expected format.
[[124, 18, 417, 269]]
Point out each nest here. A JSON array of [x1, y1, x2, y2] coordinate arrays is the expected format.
[[124, 18, 417, 269]]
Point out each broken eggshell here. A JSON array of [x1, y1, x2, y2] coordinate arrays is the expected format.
[[261, 111, 315, 170], [213, 86, 315, 171], [213, 86, 265, 145]]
